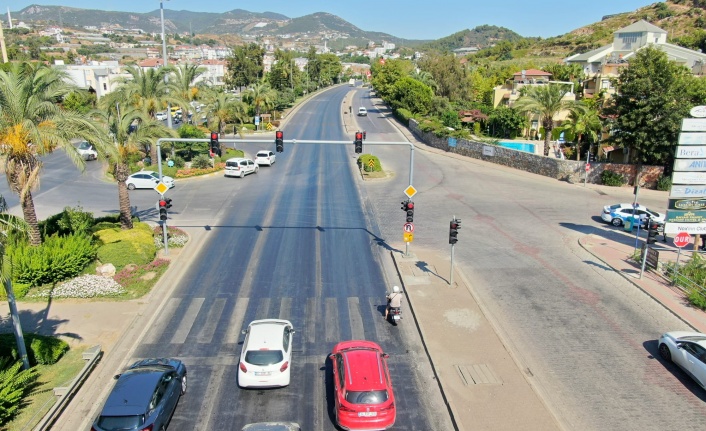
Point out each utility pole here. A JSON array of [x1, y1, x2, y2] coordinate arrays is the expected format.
[[0, 18, 8, 63]]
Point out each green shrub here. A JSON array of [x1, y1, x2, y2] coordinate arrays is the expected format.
[[0, 333, 69, 366], [656, 175, 671, 191], [91, 221, 121, 233], [95, 223, 156, 270], [40, 205, 94, 237], [473, 122, 481, 135], [357, 155, 382, 172], [93, 214, 121, 224], [0, 357, 38, 423], [0, 283, 31, 300], [600, 170, 626, 187], [171, 155, 186, 168], [9, 234, 97, 286], [191, 154, 212, 169], [395, 108, 413, 123]]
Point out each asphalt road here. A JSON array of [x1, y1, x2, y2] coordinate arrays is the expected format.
[[128, 86, 450, 430], [4, 85, 706, 430]]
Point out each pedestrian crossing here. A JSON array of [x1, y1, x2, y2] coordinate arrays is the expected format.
[[138, 295, 395, 355]]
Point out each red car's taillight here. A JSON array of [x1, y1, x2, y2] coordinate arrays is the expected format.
[[239, 362, 248, 373], [339, 403, 356, 413], [379, 401, 395, 411], [280, 361, 289, 372]]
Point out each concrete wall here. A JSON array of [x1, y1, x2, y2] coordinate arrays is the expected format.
[[409, 119, 664, 187]]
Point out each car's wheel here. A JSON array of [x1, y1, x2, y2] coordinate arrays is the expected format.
[[659, 343, 672, 362], [127, 183, 136, 190], [254, 166, 259, 174], [239, 171, 244, 178], [181, 373, 187, 395], [611, 218, 623, 227], [159, 426, 166, 431]]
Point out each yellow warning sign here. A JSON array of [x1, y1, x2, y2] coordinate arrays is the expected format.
[[154, 182, 169, 195], [404, 185, 417, 198], [403, 232, 414, 243]]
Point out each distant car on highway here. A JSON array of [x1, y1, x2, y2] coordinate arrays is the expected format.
[[658, 331, 706, 389], [91, 358, 187, 431], [358, 107, 367, 116], [77, 141, 98, 161], [254, 150, 276, 166], [601, 203, 665, 227], [330, 340, 396, 430], [155, 112, 167, 121], [126, 171, 175, 190], [238, 319, 295, 388], [225, 158, 258, 178]]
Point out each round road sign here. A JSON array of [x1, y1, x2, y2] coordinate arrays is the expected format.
[[403, 222, 414, 233], [585, 163, 591, 171], [674, 231, 692, 248]]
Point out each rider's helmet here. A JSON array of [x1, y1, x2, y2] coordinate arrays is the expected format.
[[392, 285, 400, 293]]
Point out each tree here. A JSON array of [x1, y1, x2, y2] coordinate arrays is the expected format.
[[95, 102, 174, 229], [559, 103, 601, 160], [370, 58, 414, 101], [513, 84, 578, 156], [103, 66, 186, 163], [225, 43, 265, 91], [242, 82, 277, 122], [0, 62, 109, 246], [418, 54, 470, 101], [389, 77, 434, 115], [171, 63, 206, 112], [202, 89, 247, 135], [268, 49, 299, 92], [488, 106, 527, 138], [603, 46, 704, 172]]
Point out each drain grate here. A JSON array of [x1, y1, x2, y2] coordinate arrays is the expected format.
[[455, 364, 502, 385]]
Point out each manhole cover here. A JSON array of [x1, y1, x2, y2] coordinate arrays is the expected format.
[[455, 364, 502, 385]]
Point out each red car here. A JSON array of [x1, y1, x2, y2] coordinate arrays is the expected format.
[[330, 340, 396, 430]]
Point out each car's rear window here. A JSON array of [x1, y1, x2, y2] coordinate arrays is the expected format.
[[609, 204, 622, 210], [345, 390, 388, 404], [97, 415, 143, 430], [226, 161, 240, 167], [257, 152, 269, 157], [245, 350, 284, 365]]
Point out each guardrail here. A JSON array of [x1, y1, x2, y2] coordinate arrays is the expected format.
[[33, 344, 102, 431]]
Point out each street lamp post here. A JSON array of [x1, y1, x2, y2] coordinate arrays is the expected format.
[[160, 0, 172, 130]]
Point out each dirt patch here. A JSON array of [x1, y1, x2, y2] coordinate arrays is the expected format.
[[140, 271, 157, 281], [361, 170, 393, 180]]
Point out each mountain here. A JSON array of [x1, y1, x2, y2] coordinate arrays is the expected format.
[[10, 4, 413, 45], [420, 25, 524, 51]]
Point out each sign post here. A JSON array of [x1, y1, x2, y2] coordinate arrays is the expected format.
[[672, 231, 693, 283]]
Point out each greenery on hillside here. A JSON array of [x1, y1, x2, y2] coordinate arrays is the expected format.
[[420, 25, 524, 51]]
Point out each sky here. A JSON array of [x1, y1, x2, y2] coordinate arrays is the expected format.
[[7, 0, 658, 40]]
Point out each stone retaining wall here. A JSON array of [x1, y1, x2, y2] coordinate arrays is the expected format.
[[409, 119, 664, 187]]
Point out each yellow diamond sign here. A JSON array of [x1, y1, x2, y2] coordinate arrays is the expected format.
[[154, 182, 169, 195], [404, 185, 417, 198]]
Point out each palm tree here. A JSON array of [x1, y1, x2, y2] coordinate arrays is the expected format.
[[410, 69, 438, 93], [103, 66, 186, 163], [0, 62, 109, 246], [559, 104, 601, 161], [513, 84, 579, 156], [171, 63, 206, 115], [96, 101, 175, 229], [203, 89, 246, 135], [242, 81, 277, 127]]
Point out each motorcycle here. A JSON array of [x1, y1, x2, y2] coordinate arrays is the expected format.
[[388, 307, 402, 324]]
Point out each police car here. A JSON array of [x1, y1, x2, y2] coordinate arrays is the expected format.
[[601, 203, 665, 227]]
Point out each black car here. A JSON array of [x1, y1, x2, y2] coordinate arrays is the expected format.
[[91, 358, 187, 431]]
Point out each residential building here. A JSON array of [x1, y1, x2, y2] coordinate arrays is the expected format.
[[565, 20, 706, 98], [55, 60, 129, 99]]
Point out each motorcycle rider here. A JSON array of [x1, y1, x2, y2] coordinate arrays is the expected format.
[[384, 285, 403, 320]]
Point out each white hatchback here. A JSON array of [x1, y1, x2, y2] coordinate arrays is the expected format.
[[155, 112, 168, 121], [658, 331, 706, 389], [238, 319, 295, 388], [126, 171, 175, 190], [225, 158, 258, 178], [255, 150, 276, 166]]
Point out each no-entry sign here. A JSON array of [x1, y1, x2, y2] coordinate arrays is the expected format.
[[674, 231, 692, 248]]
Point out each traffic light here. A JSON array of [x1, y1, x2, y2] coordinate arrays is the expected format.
[[449, 218, 461, 245], [354, 131, 363, 154], [401, 200, 414, 222], [210, 132, 221, 157], [588, 153, 596, 162], [646, 219, 658, 244], [165, 198, 172, 209], [159, 199, 168, 221], [276, 130, 284, 153], [363, 131, 367, 140]]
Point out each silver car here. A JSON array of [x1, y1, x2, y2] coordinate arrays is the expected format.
[[126, 171, 175, 190], [658, 331, 706, 389]]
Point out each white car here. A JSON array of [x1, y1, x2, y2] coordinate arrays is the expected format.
[[77, 141, 98, 161], [225, 158, 258, 178], [658, 331, 706, 389], [155, 112, 168, 121], [254, 150, 276, 166], [601, 203, 665, 227], [126, 171, 175, 190], [358, 107, 367, 116], [238, 319, 295, 388]]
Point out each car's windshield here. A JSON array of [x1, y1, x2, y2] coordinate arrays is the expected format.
[[78, 142, 91, 150], [148, 172, 159, 179], [97, 414, 144, 430], [345, 390, 389, 404], [245, 350, 284, 365]]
